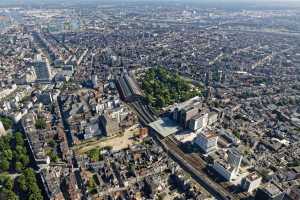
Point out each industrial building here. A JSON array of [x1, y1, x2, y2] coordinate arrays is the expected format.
[[116, 74, 142, 102]]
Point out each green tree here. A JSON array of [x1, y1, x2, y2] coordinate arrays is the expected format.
[[0, 159, 10, 171], [14, 132, 24, 146], [18, 168, 42, 200], [35, 117, 46, 130], [128, 163, 135, 176], [23, 168, 36, 184], [19, 154, 30, 166], [17, 175, 27, 192], [0, 176, 14, 190], [14, 161, 23, 172], [2, 189, 18, 200], [233, 130, 241, 139], [3, 149, 13, 161], [4, 176, 14, 190], [47, 150, 58, 163], [0, 134, 12, 151], [15, 145, 26, 155], [88, 149, 100, 162], [48, 140, 56, 148], [156, 96, 165, 108], [140, 67, 200, 109], [28, 192, 43, 200], [87, 178, 95, 188], [0, 117, 13, 130], [27, 183, 40, 194]]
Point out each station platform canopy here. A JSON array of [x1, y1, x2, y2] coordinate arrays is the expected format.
[[149, 117, 182, 138]]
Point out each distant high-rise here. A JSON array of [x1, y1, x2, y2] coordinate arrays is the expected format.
[[205, 71, 211, 86], [91, 72, 98, 88]]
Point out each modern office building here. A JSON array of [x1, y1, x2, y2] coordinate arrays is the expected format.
[[194, 131, 218, 154], [228, 148, 243, 171], [172, 96, 202, 128], [241, 172, 262, 193], [189, 113, 208, 130], [212, 148, 243, 182]]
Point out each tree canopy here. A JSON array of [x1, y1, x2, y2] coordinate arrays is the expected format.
[[21, 168, 43, 200], [35, 117, 46, 130], [88, 148, 103, 162], [141, 67, 201, 109], [0, 116, 13, 130], [0, 133, 29, 173], [0, 132, 42, 200]]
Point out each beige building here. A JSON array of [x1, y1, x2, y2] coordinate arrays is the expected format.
[[0, 121, 6, 136]]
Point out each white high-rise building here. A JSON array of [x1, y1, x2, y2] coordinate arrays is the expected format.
[[91, 73, 98, 88], [194, 131, 218, 154], [242, 172, 262, 193], [228, 148, 243, 173], [208, 112, 218, 125], [212, 148, 243, 182], [0, 120, 6, 136], [189, 113, 208, 130]]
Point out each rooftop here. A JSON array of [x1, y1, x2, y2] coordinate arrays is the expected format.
[[246, 172, 261, 181], [263, 183, 282, 197], [201, 131, 218, 139], [149, 117, 182, 138]]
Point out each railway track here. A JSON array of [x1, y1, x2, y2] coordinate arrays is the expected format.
[[138, 102, 157, 122], [127, 96, 247, 200], [130, 102, 151, 124], [162, 136, 238, 200], [164, 136, 249, 199], [130, 100, 157, 124]]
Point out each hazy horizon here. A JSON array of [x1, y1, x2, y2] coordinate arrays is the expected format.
[[1, 0, 300, 4], [1, 0, 300, 10]]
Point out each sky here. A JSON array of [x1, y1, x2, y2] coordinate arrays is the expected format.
[[1, 0, 300, 2], [1, 0, 300, 6]]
